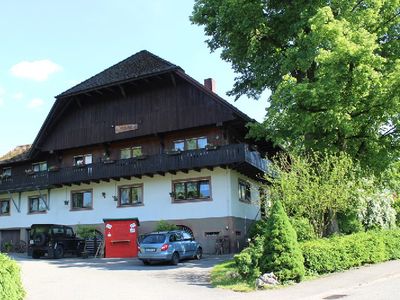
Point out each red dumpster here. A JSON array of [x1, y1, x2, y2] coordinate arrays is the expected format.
[[103, 218, 140, 258]]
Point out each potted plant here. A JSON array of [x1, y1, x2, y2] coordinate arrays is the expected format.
[[165, 149, 181, 155], [25, 169, 34, 175], [48, 165, 60, 172], [205, 144, 218, 150]]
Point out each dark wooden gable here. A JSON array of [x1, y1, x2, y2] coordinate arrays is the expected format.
[[30, 51, 253, 154]]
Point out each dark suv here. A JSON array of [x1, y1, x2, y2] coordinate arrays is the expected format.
[[28, 224, 85, 259]]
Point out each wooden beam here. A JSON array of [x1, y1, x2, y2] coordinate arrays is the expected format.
[[133, 175, 142, 179], [123, 176, 131, 180], [157, 172, 165, 176], [95, 90, 103, 95], [206, 166, 214, 171], [194, 168, 201, 172], [169, 170, 177, 175], [119, 85, 127, 98], [76, 98, 82, 108], [145, 173, 154, 178], [101, 179, 110, 183], [170, 73, 176, 87], [181, 169, 189, 174]]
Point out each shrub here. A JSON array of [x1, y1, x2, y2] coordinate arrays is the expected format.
[[234, 236, 264, 279], [248, 219, 267, 240], [76, 225, 98, 239], [337, 210, 364, 235], [261, 200, 305, 282], [0, 253, 25, 300], [155, 220, 178, 231], [301, 229, 400, 275], [290, 217, 317, 241]]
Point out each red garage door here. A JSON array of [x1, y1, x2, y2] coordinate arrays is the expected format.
[[103, 218, 139, 258]]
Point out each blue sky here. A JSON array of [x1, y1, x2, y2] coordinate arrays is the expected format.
[[0, 1, 269, 156]]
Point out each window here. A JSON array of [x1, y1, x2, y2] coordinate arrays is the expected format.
[[71, 190, 92, 209], [119, 185, 143, 206], [74, 154, 92, 166], [120, 146, 142, 159], [65, 228, 74, 237], [32, 162, 47, 172], [239, 179, 251, 203], [0, 199, 10, 216], [172, 178, 211, 201], [173, 137, 207, 151], [2, 168, 11, 177], [29, 196, 47, 213]]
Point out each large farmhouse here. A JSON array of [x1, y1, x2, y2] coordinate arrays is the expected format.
[[0, 51, 277, 254]]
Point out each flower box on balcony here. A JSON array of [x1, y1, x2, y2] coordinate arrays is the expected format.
[[136, 155, 148, 160], [25, 169, 35, 175], [48, 166, 60, 172], [165, 149, 181, 155], [103, 159, 115, 164], [205, 144, 219, 151]]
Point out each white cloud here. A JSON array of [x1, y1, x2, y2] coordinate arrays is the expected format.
[[27, 98, 44, 109], [10, 59, 62, 81], [13, 92, 24, 100]]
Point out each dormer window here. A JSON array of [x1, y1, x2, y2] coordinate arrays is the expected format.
[[173, 137, 207, 151], [32, 162, 47, 172], [2, 168, 11, 177], [74, 154, 92, 166], [120, 146, 142, 159]]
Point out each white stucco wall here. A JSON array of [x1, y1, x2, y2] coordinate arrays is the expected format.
[[0, 168, 238, 229], [229, 170, 262, 221]]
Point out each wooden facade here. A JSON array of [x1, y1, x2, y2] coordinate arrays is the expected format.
[[0, 50, 277, 195]]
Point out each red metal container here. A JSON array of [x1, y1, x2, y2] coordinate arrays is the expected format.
[[103, 218, 140, 258]]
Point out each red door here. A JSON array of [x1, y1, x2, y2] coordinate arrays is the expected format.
[[103, 218, 139, 258]]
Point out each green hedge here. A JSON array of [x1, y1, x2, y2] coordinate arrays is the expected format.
[[301, 229, 400, 274], [0, 254, 25, 300]]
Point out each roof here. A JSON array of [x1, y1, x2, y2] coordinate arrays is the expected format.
[[57, 50, 181, 98], [0, 144, 31, 164]]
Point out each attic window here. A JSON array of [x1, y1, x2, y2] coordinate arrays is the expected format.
[[2, 168, 11, 177], [120, 147, 142, 159], [32, 162, 47, 172], [74, 154, 92, 166], [173, 137, 207, 151]]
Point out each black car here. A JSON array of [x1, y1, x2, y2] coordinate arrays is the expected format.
[[28, 224, 85, 259]]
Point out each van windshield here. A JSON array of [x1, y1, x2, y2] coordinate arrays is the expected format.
[[141, 234, 166, 244]]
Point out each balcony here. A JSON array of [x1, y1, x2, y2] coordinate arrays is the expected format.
[[0, 144, 269, 193]]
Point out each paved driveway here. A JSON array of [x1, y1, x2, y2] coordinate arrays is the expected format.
[[13, 254, 400, 300]]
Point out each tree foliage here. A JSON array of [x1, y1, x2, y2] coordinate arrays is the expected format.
[[269, 151, 359, 236], [192, 0, 400, 171]]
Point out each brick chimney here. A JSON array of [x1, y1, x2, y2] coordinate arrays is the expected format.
[[204, 78, 216, 93]]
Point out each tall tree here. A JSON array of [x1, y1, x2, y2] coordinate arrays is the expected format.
[[192, 0, 400, 171]]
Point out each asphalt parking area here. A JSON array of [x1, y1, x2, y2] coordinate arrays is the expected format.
[[14, 254, 236, 300], [13, 254, 400, 300]]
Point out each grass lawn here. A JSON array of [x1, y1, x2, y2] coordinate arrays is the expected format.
[[210, 260, 255, 292]]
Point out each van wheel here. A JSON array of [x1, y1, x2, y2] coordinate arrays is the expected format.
[[171, 252, 179, 265], [54, 245, 64, 259], [143, 260, 150, 265], [32, 250, 41, 259]]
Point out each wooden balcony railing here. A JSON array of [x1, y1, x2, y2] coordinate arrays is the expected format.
[[0, 144, 269, 193]]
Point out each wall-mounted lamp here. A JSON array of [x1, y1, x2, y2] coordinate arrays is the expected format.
[[169, 192, 176, 198], [112, 196, 118, 202], [64, 200, 69, 205], [102, 192, 106, 199]]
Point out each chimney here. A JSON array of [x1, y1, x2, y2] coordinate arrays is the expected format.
[[204, 78, 216, 93]]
